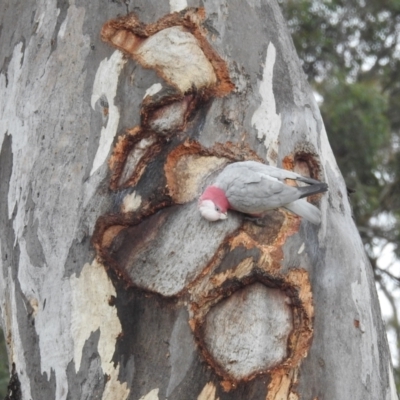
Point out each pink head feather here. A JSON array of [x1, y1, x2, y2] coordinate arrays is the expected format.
[[199, 186, 230, 213]]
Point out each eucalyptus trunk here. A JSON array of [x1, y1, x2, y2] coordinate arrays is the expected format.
[[0, 0, 397, 399]]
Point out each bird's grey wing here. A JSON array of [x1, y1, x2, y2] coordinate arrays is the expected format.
[[226, 174, 302, 214], [215, 163, 262, 190], [239, 161, 322, 185]]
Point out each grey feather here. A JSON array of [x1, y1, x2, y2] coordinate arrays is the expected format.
[[214, 161, 327, 224], [297, 182, 329, 198], [284, 199, 322, 224]]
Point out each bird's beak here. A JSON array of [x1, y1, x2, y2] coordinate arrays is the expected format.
[[219, 212, 228, 220]]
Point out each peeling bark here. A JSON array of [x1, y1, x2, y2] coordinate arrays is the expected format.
[[0, 1, 397, 400]]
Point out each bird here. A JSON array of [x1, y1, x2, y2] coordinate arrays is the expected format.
[[198, 161, 328, 225]]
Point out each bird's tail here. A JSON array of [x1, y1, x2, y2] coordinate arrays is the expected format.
[[284, 199, 322, 225], [297, 182, 328, 198]]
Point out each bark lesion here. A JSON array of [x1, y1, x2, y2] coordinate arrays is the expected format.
[[94, 134, 315, 391], [102, 9, 235, 193], [93, 8, 315, 396], [283, 147, 325, 204], [187, 216, 313, 390], [101, 8, 234, 97]]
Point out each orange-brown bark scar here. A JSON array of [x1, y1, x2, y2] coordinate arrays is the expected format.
[[93, 8, 318, 397], [101, 8, 234, 97]]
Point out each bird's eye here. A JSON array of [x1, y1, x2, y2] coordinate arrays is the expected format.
[[215, 206, 220, 212]]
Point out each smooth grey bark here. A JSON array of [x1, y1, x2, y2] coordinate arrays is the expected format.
[[0, 1, 397, 400]]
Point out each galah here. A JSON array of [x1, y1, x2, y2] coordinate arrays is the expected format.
[[198, 161, 328, 225]]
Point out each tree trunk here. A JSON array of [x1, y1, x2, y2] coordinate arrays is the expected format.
[[0, 0, 397, 399]]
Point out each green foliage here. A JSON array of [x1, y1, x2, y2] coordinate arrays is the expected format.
[[279, 0, 400, 391], [321, 82, 389, 179], [281, 0, 400, 82], [0, 328, 9, 398], [320, 81, 390, 221]]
